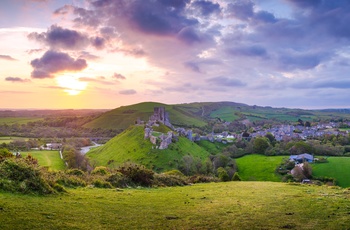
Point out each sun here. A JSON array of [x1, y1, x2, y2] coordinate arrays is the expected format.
[[56, 76, 88, 95]]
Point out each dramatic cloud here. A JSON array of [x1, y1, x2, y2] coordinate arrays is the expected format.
[[119, 89, 137, 95], [5, 77, 31, 83], [0, 55, 16, 61], [30, 50, 87, 79], [28, 25, 89, 50]]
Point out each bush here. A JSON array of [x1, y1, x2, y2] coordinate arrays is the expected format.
[[0, 158, 56, 194], [188, 175, 219, 184], [92, 179, 113, 188], [153, 174, 188, 187], [91, 166, 109, 175], [117, 163, 154, 187], [66, 169, 85, 176], [232, 172, 242, 181], [163, 169, 185, 177], [107, 172, 128, 188], [217, 167, 230, 182], [55, 173, 87, 188]]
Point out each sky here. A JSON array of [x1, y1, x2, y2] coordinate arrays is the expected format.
[[1, 0, 350, 110]]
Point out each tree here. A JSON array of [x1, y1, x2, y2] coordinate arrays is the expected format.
[[253, 137, 270, 154], [232, 172, 242, 181]]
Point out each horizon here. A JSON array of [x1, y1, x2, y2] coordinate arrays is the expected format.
[[0, 100, 350, 111], [1, 1, 350, 109]]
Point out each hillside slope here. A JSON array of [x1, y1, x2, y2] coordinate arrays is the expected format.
[[84, 101, 350, 130], [83, 102, 207, 130], [86, 125, 210, 172]]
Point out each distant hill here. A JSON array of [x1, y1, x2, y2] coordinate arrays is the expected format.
[[83, 101, 350, 130], [86, 125, 210, 172]]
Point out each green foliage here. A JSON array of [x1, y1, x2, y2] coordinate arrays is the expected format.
[[117, 163, 154, 187], [91, 166, 109, 175], [54, 172, 87, 188], [0, 147, 13, 160], [217, 167, 230, 182], [232, 172, 241, 181], [253, 137, 270, 154], [153, 173, 188, 186], [66, 169, 85, 176], [92, 179, 113, 188], [0, 158, 57, 194]]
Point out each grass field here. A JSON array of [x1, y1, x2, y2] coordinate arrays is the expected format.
[[0, 117, 42, 125], [209, 106, 239, 121], [312, 157, 350, 188], [1, 182, 350, 229], [0, 136, 29, 144], [235, 154, 285, 182], [20, 151, 66, 171]]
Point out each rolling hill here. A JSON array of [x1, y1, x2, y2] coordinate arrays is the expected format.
[[83, 101, 350, 130], [86, 125, 210, 172]]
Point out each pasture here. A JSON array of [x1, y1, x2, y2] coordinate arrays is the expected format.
[[235, 154, 285, 182], [20, 150, 66, 171], [312, 157, 350, 188], [1, 182, 349, 229], [0, 117, 42, 125], [0, 136, 29, 144]]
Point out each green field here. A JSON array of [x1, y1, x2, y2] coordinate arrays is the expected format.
[[0, 136, 29, 144], [0, 117, 42, 125], [87, 126, 210, 172], [312, 157, 350, 188], [1, 182, 350, 229], [20, 151, 66, 171], [236, 154, 285, 182], [210, 106, 239, 121]]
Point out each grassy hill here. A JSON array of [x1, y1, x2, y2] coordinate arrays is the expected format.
[[86, 125, 210, 172], [83, 101, 350, 130], [1, 182, 350, 229], [312, 157, 350, 187], [83, 102, 207, 130]]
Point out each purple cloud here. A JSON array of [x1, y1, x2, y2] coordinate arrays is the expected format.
[[113, 73, 126, 80], [5, 77, 31, 83], [192, 0, 221, 16], [28, 25, 89, 50], [0, 55, 17, 61], [207, 76, 246, 87], [119, 89, 137, 95], [30, 50, 87, 79]]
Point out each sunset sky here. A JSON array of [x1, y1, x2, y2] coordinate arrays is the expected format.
[[1, 0, 350, 109]]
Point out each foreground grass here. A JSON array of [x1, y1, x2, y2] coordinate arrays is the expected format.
[[1, 182, 350, 229], [312, 157, 350, 188], [21, 151, 66, 171]]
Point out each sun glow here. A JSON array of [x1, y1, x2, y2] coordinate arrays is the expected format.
[[56, 76, 88, 95]]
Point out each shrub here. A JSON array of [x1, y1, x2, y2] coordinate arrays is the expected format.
[[91, 166, 109, 175], [66, 169, 85, 176], [117, 163, 154, 187], [232, 172, 242, 181], [163, 170, 185, 177], [217, 167, 230, 182], [153, 174, 188, 187], [188, 175, 219, 184], [107, 172, 128, 188], [0, 158, 56, 194], [55, 173, 87, 188], [92, 179, 113, 188]]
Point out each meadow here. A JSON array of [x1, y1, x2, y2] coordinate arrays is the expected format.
[[0, 136, 29, 144], [235, 154, 285, 182], [0, 117, 42, 125], [312, 157, 350, 187], [20, 150, 66, 171], [1, 182, 349, 229]]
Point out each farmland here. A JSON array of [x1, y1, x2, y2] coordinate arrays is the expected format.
[[20, 150, 66, 171]]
